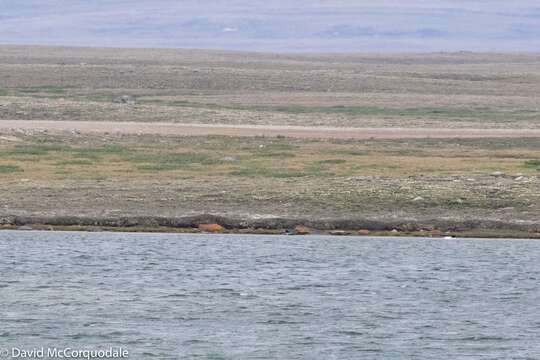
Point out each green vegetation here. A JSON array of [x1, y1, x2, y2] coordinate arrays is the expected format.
[[10, 143, 69, 156], [253, 152, 295, 158], [0, 164, 22, 173], [2, 135, 540, 183], [70, 145, 129, 159], [242, 105, 540, 122], [56, 159, 95, 166], [229, 167, 307, 178], [81, 94, 115, 102], [18, 86, 67, 95], [136, 153, 218, 171], [16, 88, 536, 124], [6, 85, 540, 129], [525, 159, 540, 170], [126, 99, 540, 122], [256, 143, 298, 151], [12, 143, 129, 157], [317, 159, 347, 164]]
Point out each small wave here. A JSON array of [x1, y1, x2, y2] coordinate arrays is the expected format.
[[443, 336, 515, 342], [182, 339, 211, 345], [257, 319, 303, 325], [141, 352, 159, 357], [283, 284, 330, 290], [68, 330, 137, 340], [160, 293, 188, 298], [338, 330, 365, 336]]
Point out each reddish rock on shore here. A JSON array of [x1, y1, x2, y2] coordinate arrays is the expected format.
[[294, 225, 311, 235], [198, 223, 224, 233]]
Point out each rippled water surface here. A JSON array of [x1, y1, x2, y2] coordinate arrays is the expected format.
[[1, 231, 540, 359]]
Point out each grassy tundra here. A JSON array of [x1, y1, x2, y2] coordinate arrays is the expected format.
[[0, 133, 539, 236], [0, 46, 539, 236], [1, 46, 540, 129]]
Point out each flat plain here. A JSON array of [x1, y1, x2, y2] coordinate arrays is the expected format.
[[1, 45, 539, 236]]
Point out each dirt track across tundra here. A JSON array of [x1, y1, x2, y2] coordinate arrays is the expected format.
[[2, 120, 540, 139]]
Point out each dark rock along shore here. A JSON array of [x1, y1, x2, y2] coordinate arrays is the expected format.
[[2, 214, 539, 238]]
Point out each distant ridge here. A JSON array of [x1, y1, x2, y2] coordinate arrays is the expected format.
[[1, 1, 540, 52]]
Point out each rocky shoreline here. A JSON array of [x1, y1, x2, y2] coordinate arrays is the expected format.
[[2, 214, 539, 239]]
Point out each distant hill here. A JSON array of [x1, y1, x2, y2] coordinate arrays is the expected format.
[[1, 0, 539, 52]]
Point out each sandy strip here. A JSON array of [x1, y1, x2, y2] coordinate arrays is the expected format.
[[1, 120, 540, 139]]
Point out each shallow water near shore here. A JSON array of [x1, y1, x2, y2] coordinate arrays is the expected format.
[[1, 231, 539, 359]]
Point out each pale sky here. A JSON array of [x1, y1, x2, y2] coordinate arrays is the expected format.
[[1, 0, 539, 52]]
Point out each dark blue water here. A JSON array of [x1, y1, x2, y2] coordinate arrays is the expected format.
[[1, 231, 539, 359]]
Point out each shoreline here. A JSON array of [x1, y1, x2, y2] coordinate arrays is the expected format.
[[2, 214, 539, 239]]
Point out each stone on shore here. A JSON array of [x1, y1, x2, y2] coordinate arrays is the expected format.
[[429, 229, 443, 237], [294, 225, 311, 235], [198, 223, 224, 232], [113, 95, 136, 105], [329, 230, 350, 236]]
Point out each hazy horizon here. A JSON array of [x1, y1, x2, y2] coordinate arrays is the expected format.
[[1, 1, 540, 53]]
